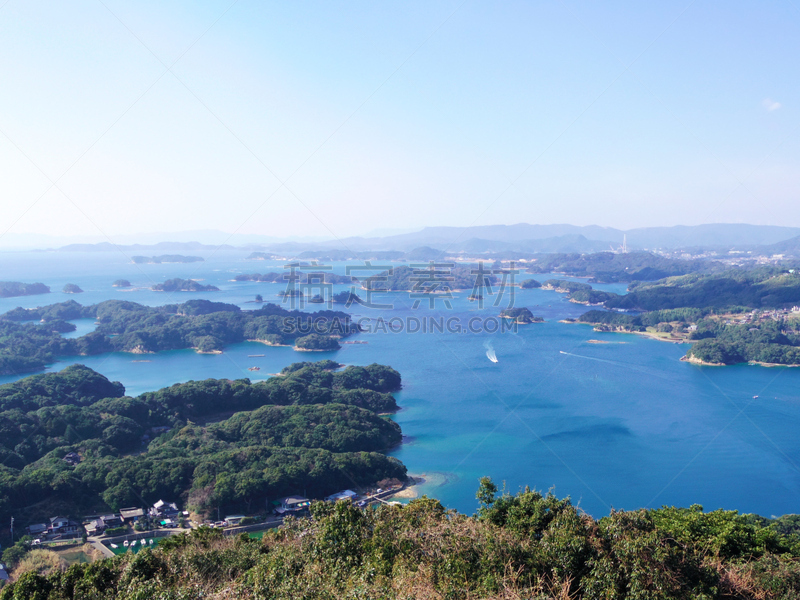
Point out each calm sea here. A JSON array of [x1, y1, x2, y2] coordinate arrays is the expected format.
[[1, 250, 798, 518]]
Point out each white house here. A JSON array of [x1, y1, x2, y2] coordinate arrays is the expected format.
[[324, 490, 358, 502]]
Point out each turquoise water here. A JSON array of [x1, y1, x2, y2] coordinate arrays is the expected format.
[[1, 251, 799, 518]]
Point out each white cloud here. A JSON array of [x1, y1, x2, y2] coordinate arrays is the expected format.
[[762, 98, 782, 111]]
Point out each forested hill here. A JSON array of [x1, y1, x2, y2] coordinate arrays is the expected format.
[[362, 264, 499, 291], [0, 361, 405, 525], [575, 267, 800, 365], [0, 299, 357, 375], [0, 281, 50, 298], [526, 251, 719, 282], [605, 267, 800, 311], [4, 481, 800, 599]]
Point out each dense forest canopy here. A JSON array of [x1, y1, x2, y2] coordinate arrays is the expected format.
[[0, 361, 404, 525], [4, 482, 800, 599], [151, 278, 219, 292], [605, 267, 800, 311], [362, 264, 499, 292], [0, 282, 50, 298], [527, 251, 720, 282], [0, 300, 356, 375]]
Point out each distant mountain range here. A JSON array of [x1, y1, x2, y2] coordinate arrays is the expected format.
[[36, 223, 800, 257]]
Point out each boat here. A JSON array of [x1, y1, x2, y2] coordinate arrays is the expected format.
[[110, 543, 118, 549], [248, 366, 261, 371], [753, 395, 759, 399], [486, 348, 498, 363], [123, 541, 129, 547]]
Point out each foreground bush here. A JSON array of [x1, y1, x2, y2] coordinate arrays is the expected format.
[[2, 480, 800, 599]]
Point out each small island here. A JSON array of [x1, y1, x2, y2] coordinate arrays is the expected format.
[[294, 333, 342, 351], [132, 255, 204, 264], [62, 283, 83, 294], [520, 278, 542, 289], [152, 278, 220, 292], [362, 265, 498, 292], [246, 252, 283, 260], [500, 307, 544, 324], [332, 291, 362, 304], [541, 279, 616, 305], [0, 281, 50, 298], [112, 279, 132, 288]]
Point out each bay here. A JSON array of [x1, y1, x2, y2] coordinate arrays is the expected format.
[[1, 250, 798, 518]]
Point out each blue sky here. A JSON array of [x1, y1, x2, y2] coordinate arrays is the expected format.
[[0, 1, 798, 242]]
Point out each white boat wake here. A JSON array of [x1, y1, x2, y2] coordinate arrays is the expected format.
[[484, 340, 498, 363]]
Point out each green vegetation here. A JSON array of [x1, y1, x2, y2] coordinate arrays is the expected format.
[[331, 290, 362, 304], [0, 300, 356, 373], [686, 319, 800, 365], [363, 264, 499, 292], [294, 333, 341, 351], [542, 279, 618, 304], [131, 255, 204, 264], [111, 280, 131, 288], [528, 251, 719, 282], [519, 278, 542, 289], [151, 278, 219, 292], [0, 361, 404, 527], [62, 284, 83, 294], [575, 267, 800, 365], [0, 282, 50, 298], [499, 307, 542, 323], [4, 481, 800, 598], [579, 307, 709, 332], [605, 267, 800, 311]]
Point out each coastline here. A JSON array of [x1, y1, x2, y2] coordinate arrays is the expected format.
[[680, 355, 724, 366]]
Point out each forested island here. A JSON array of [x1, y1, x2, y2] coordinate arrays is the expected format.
[[0, 299, 358, 374], [520, 278, 542, 289], [562, 266, 800, 365], [62, 284, 83, 294], [604, 267, 800, 311], [4, 479, 800, 598], [362, 264, 499, 292], [0, 361, 404, 528], [0, 282, 50, 298], [526, 251, 719, 282], [541, 279, 616, 304], [151, 278, 219, 292], [499, 307, 543, 323], [112, 279, 131, 288], [234, 271, 354, 284], [131, 255, 204, 264]]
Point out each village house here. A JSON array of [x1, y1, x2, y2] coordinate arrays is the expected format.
[[324, 489, 358, 502], [84, 513, 123, 536], [273, 496, 311, 515], [119, 507, 145, 523], [150, 500, 180, 519], [25, 522, 48, 537], [63, 452, 81, 466]]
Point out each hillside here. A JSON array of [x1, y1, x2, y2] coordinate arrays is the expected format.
[[3, 481, 800, 598]]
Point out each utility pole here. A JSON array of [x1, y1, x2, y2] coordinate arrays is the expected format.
[[10, 517, 14, 543]]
